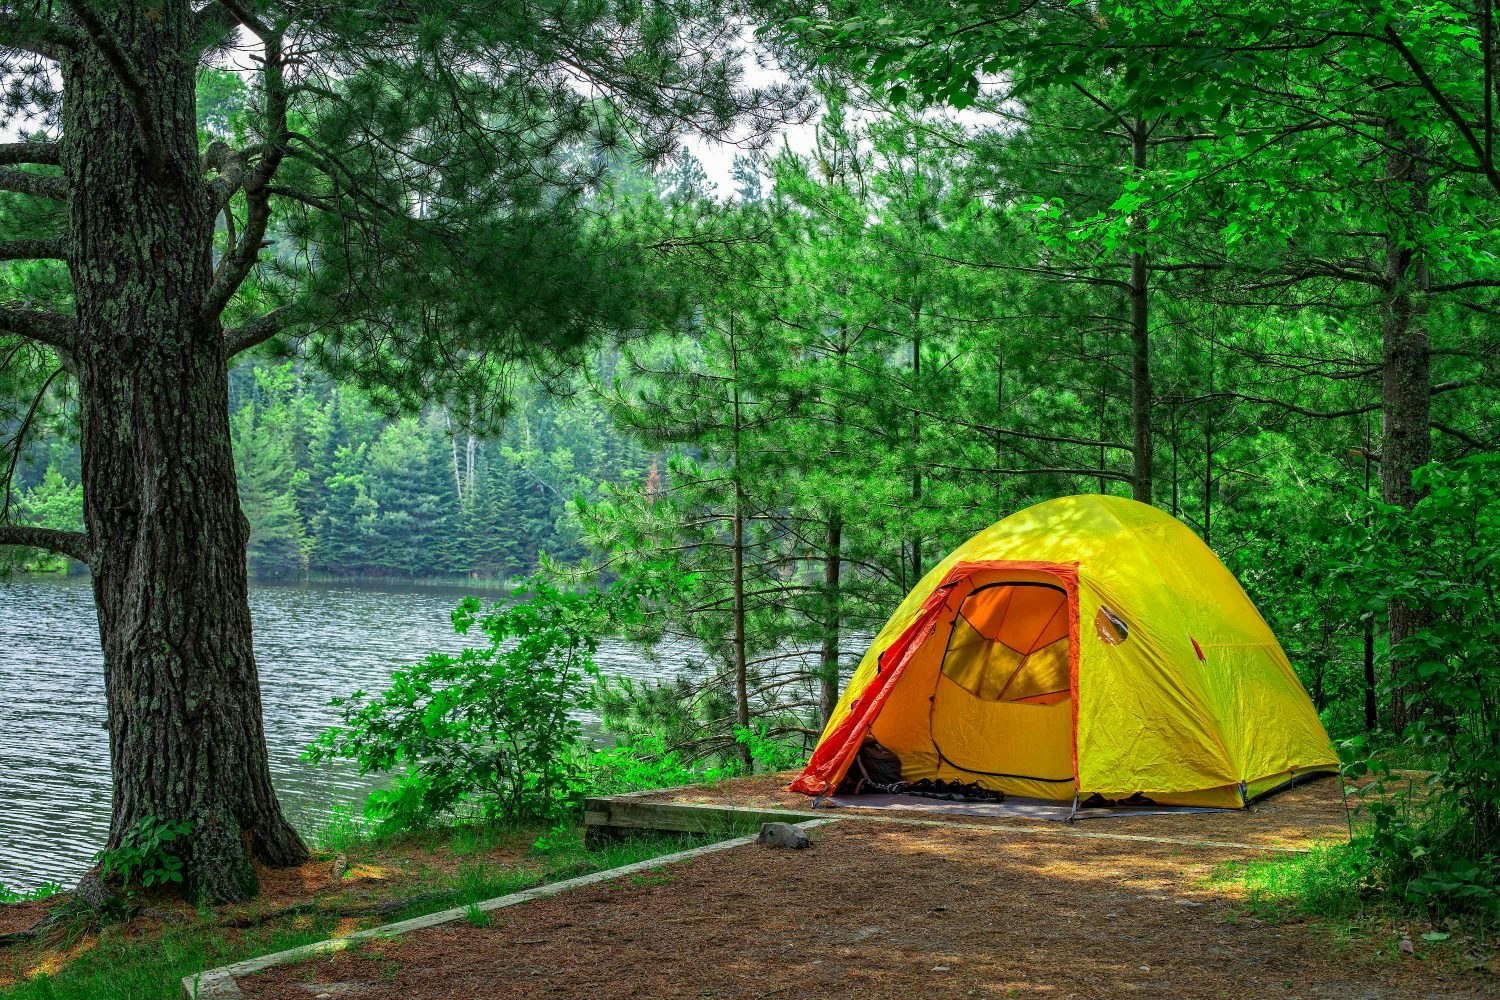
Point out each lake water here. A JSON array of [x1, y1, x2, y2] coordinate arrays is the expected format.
[[0, 574, 694, 893]]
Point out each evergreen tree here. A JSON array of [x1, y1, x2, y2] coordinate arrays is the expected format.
[[0, 0, 797, 900]]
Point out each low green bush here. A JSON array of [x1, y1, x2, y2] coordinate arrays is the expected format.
[[1332, 455, 1500, 923], [586, 731, 734, 795], [733, 723, 806, 773], [307, 575, 673, 834], [0, 880, 63, 903], [96, 816, 193, 892]]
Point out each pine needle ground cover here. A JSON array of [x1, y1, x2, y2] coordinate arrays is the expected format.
[[0, 823, 711, 1000], [236, 821, 1494, 1000]]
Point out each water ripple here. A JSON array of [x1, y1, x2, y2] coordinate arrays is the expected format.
[[0, 576, 691, 892]]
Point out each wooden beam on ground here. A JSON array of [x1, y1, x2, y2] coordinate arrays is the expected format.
[[582, 794, 1315, 855]]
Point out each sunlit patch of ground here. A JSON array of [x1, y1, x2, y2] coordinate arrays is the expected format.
[[240, 820, 1495, 1000], [641, 769, 1418, 850], [0, 822, 654, 996]]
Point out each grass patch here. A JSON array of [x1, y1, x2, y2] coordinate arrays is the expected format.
[[0, 886, 62, 906], [1208, 841, 1499, 972], [0, 822, 717, 1000], [1211, 840, 1379, 921]]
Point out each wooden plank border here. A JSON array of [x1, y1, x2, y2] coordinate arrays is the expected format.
[[181, 819, 836, 1000], [584, 795, 1316, 855]]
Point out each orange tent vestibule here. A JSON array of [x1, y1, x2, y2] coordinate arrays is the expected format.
[[790, 495, 1338, 808]]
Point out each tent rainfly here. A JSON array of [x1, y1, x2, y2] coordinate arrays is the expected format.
[[790, 495, 1339, 808]]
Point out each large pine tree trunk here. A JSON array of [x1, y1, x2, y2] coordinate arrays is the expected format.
[[1380, 130, 1433, 735], [59, 3, 307, 903]]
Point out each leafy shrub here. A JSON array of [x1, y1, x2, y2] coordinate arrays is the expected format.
[[308, 576, 649, 833], [1334, 455, 1500, 920], [586, 731, 734, 796], [96, 816, 192, 891], [594, 673, 738, 758], [733, 723, 805, 773], [0, 880, 63, 903]]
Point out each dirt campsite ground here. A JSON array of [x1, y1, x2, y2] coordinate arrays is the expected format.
[[629, 769, 1360, 849], [237, 781, 1494, 1000]]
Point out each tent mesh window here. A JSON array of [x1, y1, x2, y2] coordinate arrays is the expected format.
[[940, 583, 1070, 706]]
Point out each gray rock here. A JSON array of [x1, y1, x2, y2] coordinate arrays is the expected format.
[[757, 822, 811, 849]]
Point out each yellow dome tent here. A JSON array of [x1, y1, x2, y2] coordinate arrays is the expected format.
[[790, 495, 1338, 808]]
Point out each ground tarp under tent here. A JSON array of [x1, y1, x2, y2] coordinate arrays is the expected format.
[[791, 495, 1339, 809]]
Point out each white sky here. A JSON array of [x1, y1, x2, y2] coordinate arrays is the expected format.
[[0, 33, 822, 193]]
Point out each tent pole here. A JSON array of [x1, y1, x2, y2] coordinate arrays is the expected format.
[[1067, 790, 1080, 824]]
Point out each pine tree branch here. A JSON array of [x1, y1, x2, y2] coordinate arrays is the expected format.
[[61, 0, 164, 176], [215, 0, 272, 38], [0, 168, 66, 200], [202, 27, 289, 320], [0, 141, 60, 166], [904, 405, 1134, 453], [2, 367, 68, 530], [0, 525, 91, 563], [929, 462, 1135, 484], [202, 140, 252, 205], [0, 11, 86, 59], [225, 305, 296, 355], [1382, 24, 1500, 197], [0, 238, 64, 261], [0, 305, 77, 350], [1431, 420, 1489, 449], [264, 184, 337, 212], [1178, 381, 1474, 420], [1428, 277, 1500, 293]]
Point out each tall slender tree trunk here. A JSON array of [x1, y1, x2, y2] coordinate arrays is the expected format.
[[908, 317, 923, 584], [1380, 129, 1433, 735], [446, 411, 464, 501], [994, 354, 1005, 517], [729, 330, 751, 769], [1361, 436, 1378, 733], [1097, 375, 1109, 495], [1202, 338, 1216, 548], [1128, 117, 1154, 505], [465, 432, 477, 497], [60, 4, 306, 903], [819, 509, 843, 724], [1202, 418, 1214, 548], [1170, 406, 1180, 518]]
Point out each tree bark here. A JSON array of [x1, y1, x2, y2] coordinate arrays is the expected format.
[[1128, 117, 1155, 505], [60, 2, 306, 903], [908, 314, 923, 584], [728, 326, 752, 770], [819, 509, 843, 725], [1380, 128, 1433, 735], [994, 354, 1005, 517]]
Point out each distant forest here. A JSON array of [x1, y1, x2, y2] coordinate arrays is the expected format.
[[14, 357, 656, 582]]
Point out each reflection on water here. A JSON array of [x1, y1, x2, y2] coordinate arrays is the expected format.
[[0, 574, 692, 892]]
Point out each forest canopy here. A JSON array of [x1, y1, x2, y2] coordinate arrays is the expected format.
[[1, 0, 1497, 917]]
